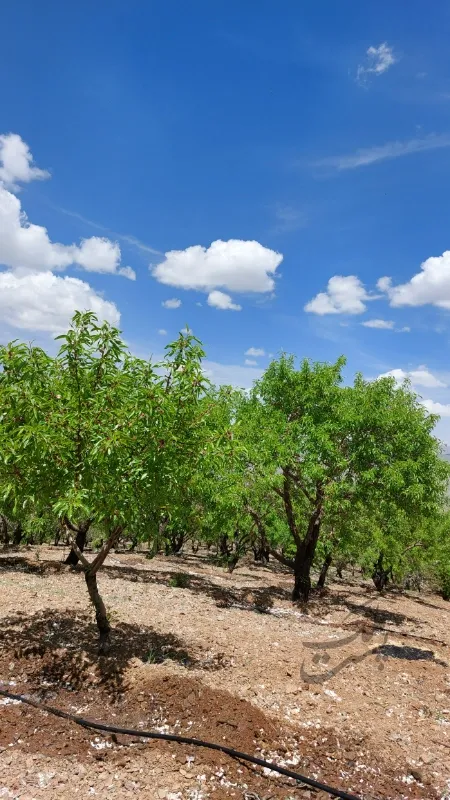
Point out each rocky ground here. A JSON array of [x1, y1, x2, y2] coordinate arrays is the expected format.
[[0, 545, 449, 800]]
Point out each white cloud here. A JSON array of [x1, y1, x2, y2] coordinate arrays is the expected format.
[[245, 358, 258, 366], [245, 347, 265, 357], [362, 319, 394, 329], [203, 360, 263, 388], [207, 290, 241, 311], [0, 133, 50, 190], [76, 237, 135, 279], [162, 298, 181, 309], [315, 134, 450, 171], [377, 276, 392, 292], [421, 399, 450, 417], [0, 184, 134, 279], [0, 270, 120, 333], [152, 239, 282, 294], [398, 326, 411, 333], [379, 250, 450, 309], [378, 367, 446, 388], [273, 204, 307, 233], [305, 275, 370, 315], [158, 328, 167, 336], [356, 43, 397, 84]]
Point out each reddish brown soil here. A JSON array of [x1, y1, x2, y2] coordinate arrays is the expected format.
[[0, 546, 449, 799]]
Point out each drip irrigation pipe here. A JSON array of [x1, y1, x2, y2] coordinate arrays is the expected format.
[[0, 686, 361, 799]]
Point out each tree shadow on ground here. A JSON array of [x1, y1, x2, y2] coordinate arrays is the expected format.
[[101, 563, 292, 612], [374, 644, 447, 666], [0, 554, 427, 627], [0, 552, 294, 614], [0, 608, 198, 699], [318, 593, 421, 627], [406, 594, 449, 613]]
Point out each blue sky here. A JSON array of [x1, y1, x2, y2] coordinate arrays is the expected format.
[[2, 1, 450, 441]]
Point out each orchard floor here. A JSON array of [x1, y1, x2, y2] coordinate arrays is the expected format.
[[0, 547, 449, 800]]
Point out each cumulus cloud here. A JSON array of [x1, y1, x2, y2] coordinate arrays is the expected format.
[[362, 319, 394, 329], [76, 237, 135, 279], [315, 134, 450, 171], [356, 43, 397, 84], [245, 358, 258, 366], [245, 347, 265, 357], [0, 132, 132, 337], [162, 298, 181, 309], [0, 133, 50, 190], [421, 399, 450, 417], [305, 275, 370, 315], [0, 184, 135, 279], [152, 239, 282, 294], [378, 367, 446, 388], [158, 329, 167, 336], [0, 271, 120, 333], [207, 290, 241, 311], [379, 250, 450, 309]]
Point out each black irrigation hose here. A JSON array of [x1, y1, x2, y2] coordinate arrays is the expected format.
[[0, 686, 361, 800]]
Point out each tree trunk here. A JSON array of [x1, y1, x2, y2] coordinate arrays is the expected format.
[[85, 570, 110, 654], [372, 552, 390, 592], [64, 520, 91, 565], [292, 536, 318, 602], [292, 503, 323, 603], [0, 515, 9, 547], [165, 531, 184, 555], [13, 522, 22, 547], [317, 552, 332, 589], [219, 534, 230, 557]]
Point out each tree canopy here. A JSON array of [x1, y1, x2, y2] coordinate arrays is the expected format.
[[0, 313, 448, 648]]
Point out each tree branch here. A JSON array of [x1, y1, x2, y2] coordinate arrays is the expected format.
[[67, 536, 90, 570], [402, 541, 425, 555], [63, 517, 80, 534], [282, 472, 302, 547], [90, 526, 123, 574], [268, 547, 295, 570], [284, 467, 315, 505]]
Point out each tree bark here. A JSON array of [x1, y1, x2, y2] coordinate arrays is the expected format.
[[317, 552, 332, 589], [0, 515, 9, 547], [85, 571, 110, 654], [292, 498, 323, 602], [13, 521, 22, 547], [292, 543, 315, 602], [64, 520, 91, 565], [372, 552, 391, 592], [165, 531, 184, 555]]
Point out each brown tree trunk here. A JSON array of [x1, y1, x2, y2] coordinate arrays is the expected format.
[[0, 515, 9, 547], [13, 522, 22, 547], [293, 547, 314, 602], [292, 505, 323, 602], [372, 552, 391, 592], [85, 571, 110, 654], [317, 552, 332, 589], [64, 520, 91, 565]]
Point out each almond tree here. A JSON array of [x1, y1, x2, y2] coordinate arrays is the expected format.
[[0, 312, 218, 651], [236, 355, 449, 602]]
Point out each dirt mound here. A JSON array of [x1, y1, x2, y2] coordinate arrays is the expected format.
[[126, 672, 279, 752]]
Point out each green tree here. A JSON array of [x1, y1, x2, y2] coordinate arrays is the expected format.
[[0, 313, 221, 651], [236, 355, 449, 602]]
